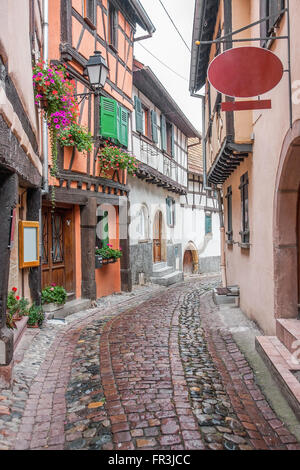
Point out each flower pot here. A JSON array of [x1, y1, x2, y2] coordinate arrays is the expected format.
[[42, 303, 64, 313], [28, 323, 39, 329]]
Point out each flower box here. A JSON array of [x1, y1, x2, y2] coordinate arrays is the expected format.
[[96, 257, 117, 268], [95, 254, 103, 269], [42, 303, 64, 313]]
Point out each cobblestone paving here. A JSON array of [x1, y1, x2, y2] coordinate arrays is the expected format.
[[0, 276, 299, 450]]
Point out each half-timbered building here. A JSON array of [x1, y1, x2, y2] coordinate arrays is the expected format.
[[0, 0, 43, 386], [44, 0, 154, 307], [128, 59, 201, 286]]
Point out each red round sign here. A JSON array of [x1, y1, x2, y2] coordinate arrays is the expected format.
[[207, 46, 284, 98]]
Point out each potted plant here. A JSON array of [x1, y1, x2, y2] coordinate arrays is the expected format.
[[6, 287, 21, 327], [27, 303, 44, 328], [98, 142, 138, 180], [41, 284, 67, 313], [95, 244, 122, 267], [57, 122, 93, 154]]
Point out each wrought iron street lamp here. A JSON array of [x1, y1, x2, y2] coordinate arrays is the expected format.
[[74, 51, 109, 103]]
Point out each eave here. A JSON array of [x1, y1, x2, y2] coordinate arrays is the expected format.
[[136, 162, 187, 195], [207, 138, 252, 185], [189, 0, 220, 94]]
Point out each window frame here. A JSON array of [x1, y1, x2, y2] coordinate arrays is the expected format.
[[260, 0, 285, 47], [166, 197, 176, 228], [205, 212, 212, 235], [239, 172, 250, 245], [108, 1, 118, 52], [84, 0, 96, 28]]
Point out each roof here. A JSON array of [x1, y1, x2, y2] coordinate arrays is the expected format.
[[189, 0, 219, 94], [128, 0, 156, 34], [133, 61, 201, 138], [188, 137, 203, 174]]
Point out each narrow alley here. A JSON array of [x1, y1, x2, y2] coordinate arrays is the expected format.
[[1, 276, 299, 451]]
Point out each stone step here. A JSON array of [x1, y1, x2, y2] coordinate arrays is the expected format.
[[150, 271, 184, 287], [152, 262, 167, 271], [52, 298, 91, 320], [66, 291, 76, 302], [255, 335, 300, 419], [276, 319, 300, 354], [151, 265, 174, 278]]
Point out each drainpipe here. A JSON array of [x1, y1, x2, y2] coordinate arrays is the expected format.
[[41, 0, 49, 195]]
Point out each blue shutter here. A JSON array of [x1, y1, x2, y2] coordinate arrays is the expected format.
[[134, 96, 143, 133], [151, 110, 158, 143], [205, 214, 212, 234], [171, 124, 175, 156], [161, 114, 167, 152]]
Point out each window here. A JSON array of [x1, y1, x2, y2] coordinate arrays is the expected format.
[[108, 1, 118, 50], [166, 197, 175, 227], [225, 185, 233, 242], [239, 172, 250, 244], [142, 105, 151, 138], [136, 206, 148, 240], [96, 210, 109, 249], [100, 96, 128, 147], [260, 0, 285, 46], [205, 213, 212, 235], [84, 0, 96, 26]]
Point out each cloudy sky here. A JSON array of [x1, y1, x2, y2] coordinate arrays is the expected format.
[[134, 0, 202, 132]]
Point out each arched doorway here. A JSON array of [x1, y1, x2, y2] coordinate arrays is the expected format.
[[183, 242, 199, 274], [274, 120, 300, 319], [153, 210, 162, 263]]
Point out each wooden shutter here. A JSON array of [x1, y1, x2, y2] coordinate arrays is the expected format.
[[151, 110, 158, 143], [100, 97, 118, 139], [119, 106, 128, 147], [161, 114, 167, 152], [171, 124, 175, 157], [134, 96, 143, 133]]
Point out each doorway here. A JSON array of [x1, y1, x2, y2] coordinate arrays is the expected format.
[[42, 206, 75, 293], [153, 210, 162, 263]]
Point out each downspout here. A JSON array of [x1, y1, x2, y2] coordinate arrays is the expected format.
[[41, 0, 49, 195]]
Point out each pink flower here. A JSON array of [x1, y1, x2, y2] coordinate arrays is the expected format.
[[50, 287, 54, 291]]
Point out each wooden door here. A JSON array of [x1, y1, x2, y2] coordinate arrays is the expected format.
[[153, 211, 162, 263], [42, 207, 74, 292], [298, 190, 300, 307]]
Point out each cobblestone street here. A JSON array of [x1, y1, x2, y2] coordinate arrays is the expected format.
[[0, 276, 299, 451]]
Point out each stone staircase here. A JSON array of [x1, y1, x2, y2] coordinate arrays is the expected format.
[[150, 262, 183, 287], [256, 318, 300, 419]]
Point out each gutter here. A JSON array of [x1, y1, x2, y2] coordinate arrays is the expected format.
[[41, 0, 49, 195], [129, 0, 155, 40]]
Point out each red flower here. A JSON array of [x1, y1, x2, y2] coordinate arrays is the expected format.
[[12, 287, 17, 292], [52, 90, 58, 95], [16, 296, 20, 300]]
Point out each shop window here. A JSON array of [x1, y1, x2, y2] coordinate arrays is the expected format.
[[239, 172, 250, 244], [136, 205, 148, 240]]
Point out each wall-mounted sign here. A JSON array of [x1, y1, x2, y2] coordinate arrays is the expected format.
[[208, 46, 284, 98], [19, 221, 40, 269]]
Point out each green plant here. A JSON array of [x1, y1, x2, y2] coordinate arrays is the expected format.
[[57, 122, 93, 153], [7, 288, 20, 318], [98, 142, 138, 177], [27, 303, 44, 327], [95, 244, 123, 260], [41, 284, 67, 305], [18, 298, 30, 317]]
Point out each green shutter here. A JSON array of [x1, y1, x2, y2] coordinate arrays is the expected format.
[[100, 97, 118, 139], [205, 214, 212, 234], [134, 96, 143, 133], [161, 114, 167, 152], [171, 124, 175, 156], [151, 110, 158, 143], [119, 106, 128, 147]]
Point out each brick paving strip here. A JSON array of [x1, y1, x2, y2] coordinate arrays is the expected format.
[[101, 279, 300, 451]]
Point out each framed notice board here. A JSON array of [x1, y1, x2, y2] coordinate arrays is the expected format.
[[19, 221, 40, 268]]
